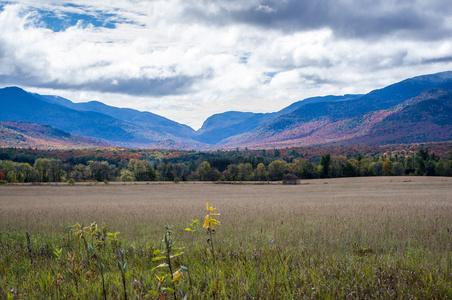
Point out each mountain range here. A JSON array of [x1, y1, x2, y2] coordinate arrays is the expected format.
[[0, 121, 108, 149], [0, 71, 451, 149]]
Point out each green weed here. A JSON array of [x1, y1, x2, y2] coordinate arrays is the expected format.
[[1, 191, 452, 299]]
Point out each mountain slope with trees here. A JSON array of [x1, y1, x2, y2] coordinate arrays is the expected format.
[[222, 73, 452, 148], [38, 95, 196, 139], [0, 121, 109, 149], [0, 87, 204, 149], [195, 95, 362, 144], [0, 71, 451, 149]]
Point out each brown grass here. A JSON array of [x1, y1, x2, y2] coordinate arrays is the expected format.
[[1, 177, 451, 251], [1, 176, 452, 298]]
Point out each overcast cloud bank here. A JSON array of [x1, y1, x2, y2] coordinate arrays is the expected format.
[[0, 0, 451, 129]]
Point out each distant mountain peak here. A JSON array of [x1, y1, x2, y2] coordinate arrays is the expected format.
[[1, 70, 451, 149]]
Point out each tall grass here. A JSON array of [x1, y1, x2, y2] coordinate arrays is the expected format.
[[1, 177, 451, 298]]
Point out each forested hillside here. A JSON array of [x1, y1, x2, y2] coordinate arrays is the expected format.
[[1, 71, 451, 149], [1, 143, 451, 183]]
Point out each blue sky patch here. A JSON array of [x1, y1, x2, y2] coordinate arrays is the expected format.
[[0, 1, 126, 31], [263, 72, 278, 84], [239, 52, 252, 64], [264, 72, 278, 78], [36, 7, 118, 31]]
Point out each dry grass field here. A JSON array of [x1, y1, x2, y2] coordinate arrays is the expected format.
[[1, 177, 452, 298], [2, 177, 451, 239]]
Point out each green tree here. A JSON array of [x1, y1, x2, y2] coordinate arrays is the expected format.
[[369, 161, 383, 176], [435, 161, 445, 176], [120, 169, 135, 181], [34, 158, 51, 182], [392, 162, 405, 176], [238, 163, 254, 181], [187, 171, 199, 181], [425, 160, 436, 176], [347, 159, 360, 177], [156, 163, 173, 181], [69, 164, 91, 182], [415, 149, 430, 175], [49, 159, 65, 182], [292, 159, 315, 179], [405, 156, 415, 174], [15, 162, 37, 182], [172, 163, 190, 181], [128, 159, 155, 181], [16, 171, 25, 183], [88, 161, 115, 181], [444, 160, 452, 176], [197, 161, 212, 181], [320, 154, 331, 178], [343, 162, 357, 177], [6, 170, 16, 182], [224, 164, 239, 181], [211, 167, 222, 181], [358, 159, 371, 176], [0, 160, 16, 177], [267, 160, 287, 181], [417, 148, 429, 161], [255, 163, 267, 181], [331, 156, 347, 177], [147, 165, 157, 181]]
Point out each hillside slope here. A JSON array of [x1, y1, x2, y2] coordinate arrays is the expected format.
[[1, 71, 451, 149], [0, 87, 203, 148], [0, 121, 109, 149], [39, 95, 196, 138], [221, 71, 452, 148], [222, 88, 452, 148], [345, 89, 452, 145], [195, 94, 362, 144]]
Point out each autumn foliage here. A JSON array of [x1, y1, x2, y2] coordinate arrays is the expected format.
[[0, 143, 451, 183]]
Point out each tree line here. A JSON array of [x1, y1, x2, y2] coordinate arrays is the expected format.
[[0, 148, 451, 183]]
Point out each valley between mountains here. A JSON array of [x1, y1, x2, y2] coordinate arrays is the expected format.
[[1, 71, 451, 149]]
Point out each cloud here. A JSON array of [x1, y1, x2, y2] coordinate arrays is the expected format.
[[0, 0, 452, 129], [178, 0, 452, 40], [0, 3, 202, 96], [422, 56, 452, 64]]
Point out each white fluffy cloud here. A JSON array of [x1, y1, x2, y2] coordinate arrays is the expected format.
[[0, 0, 452, 129]]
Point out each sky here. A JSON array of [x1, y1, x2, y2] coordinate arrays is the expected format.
[[0, 1, 452, 130]]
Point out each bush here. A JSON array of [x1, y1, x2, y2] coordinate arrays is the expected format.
[[67, 179, 75, 186], [282, 173, 300, 185]]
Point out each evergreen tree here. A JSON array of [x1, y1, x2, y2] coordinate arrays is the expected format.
[[320, 154, 331, 178]]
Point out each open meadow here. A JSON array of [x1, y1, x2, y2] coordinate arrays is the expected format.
[[1, 177, 452, 298]]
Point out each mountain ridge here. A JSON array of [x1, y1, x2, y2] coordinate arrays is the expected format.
[[221, 88, 452, 148], [194, 94, 363, 144], [0, 71, 451, 149], [38, 94, 197, 138], [0, 121, 109, 149], [0, 87, 203, 148]]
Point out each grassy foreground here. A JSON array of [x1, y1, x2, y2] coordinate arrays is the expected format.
[[1, 177, 452, 299]]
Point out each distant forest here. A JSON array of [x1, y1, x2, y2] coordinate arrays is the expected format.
[[0, 143, 451, 183]]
